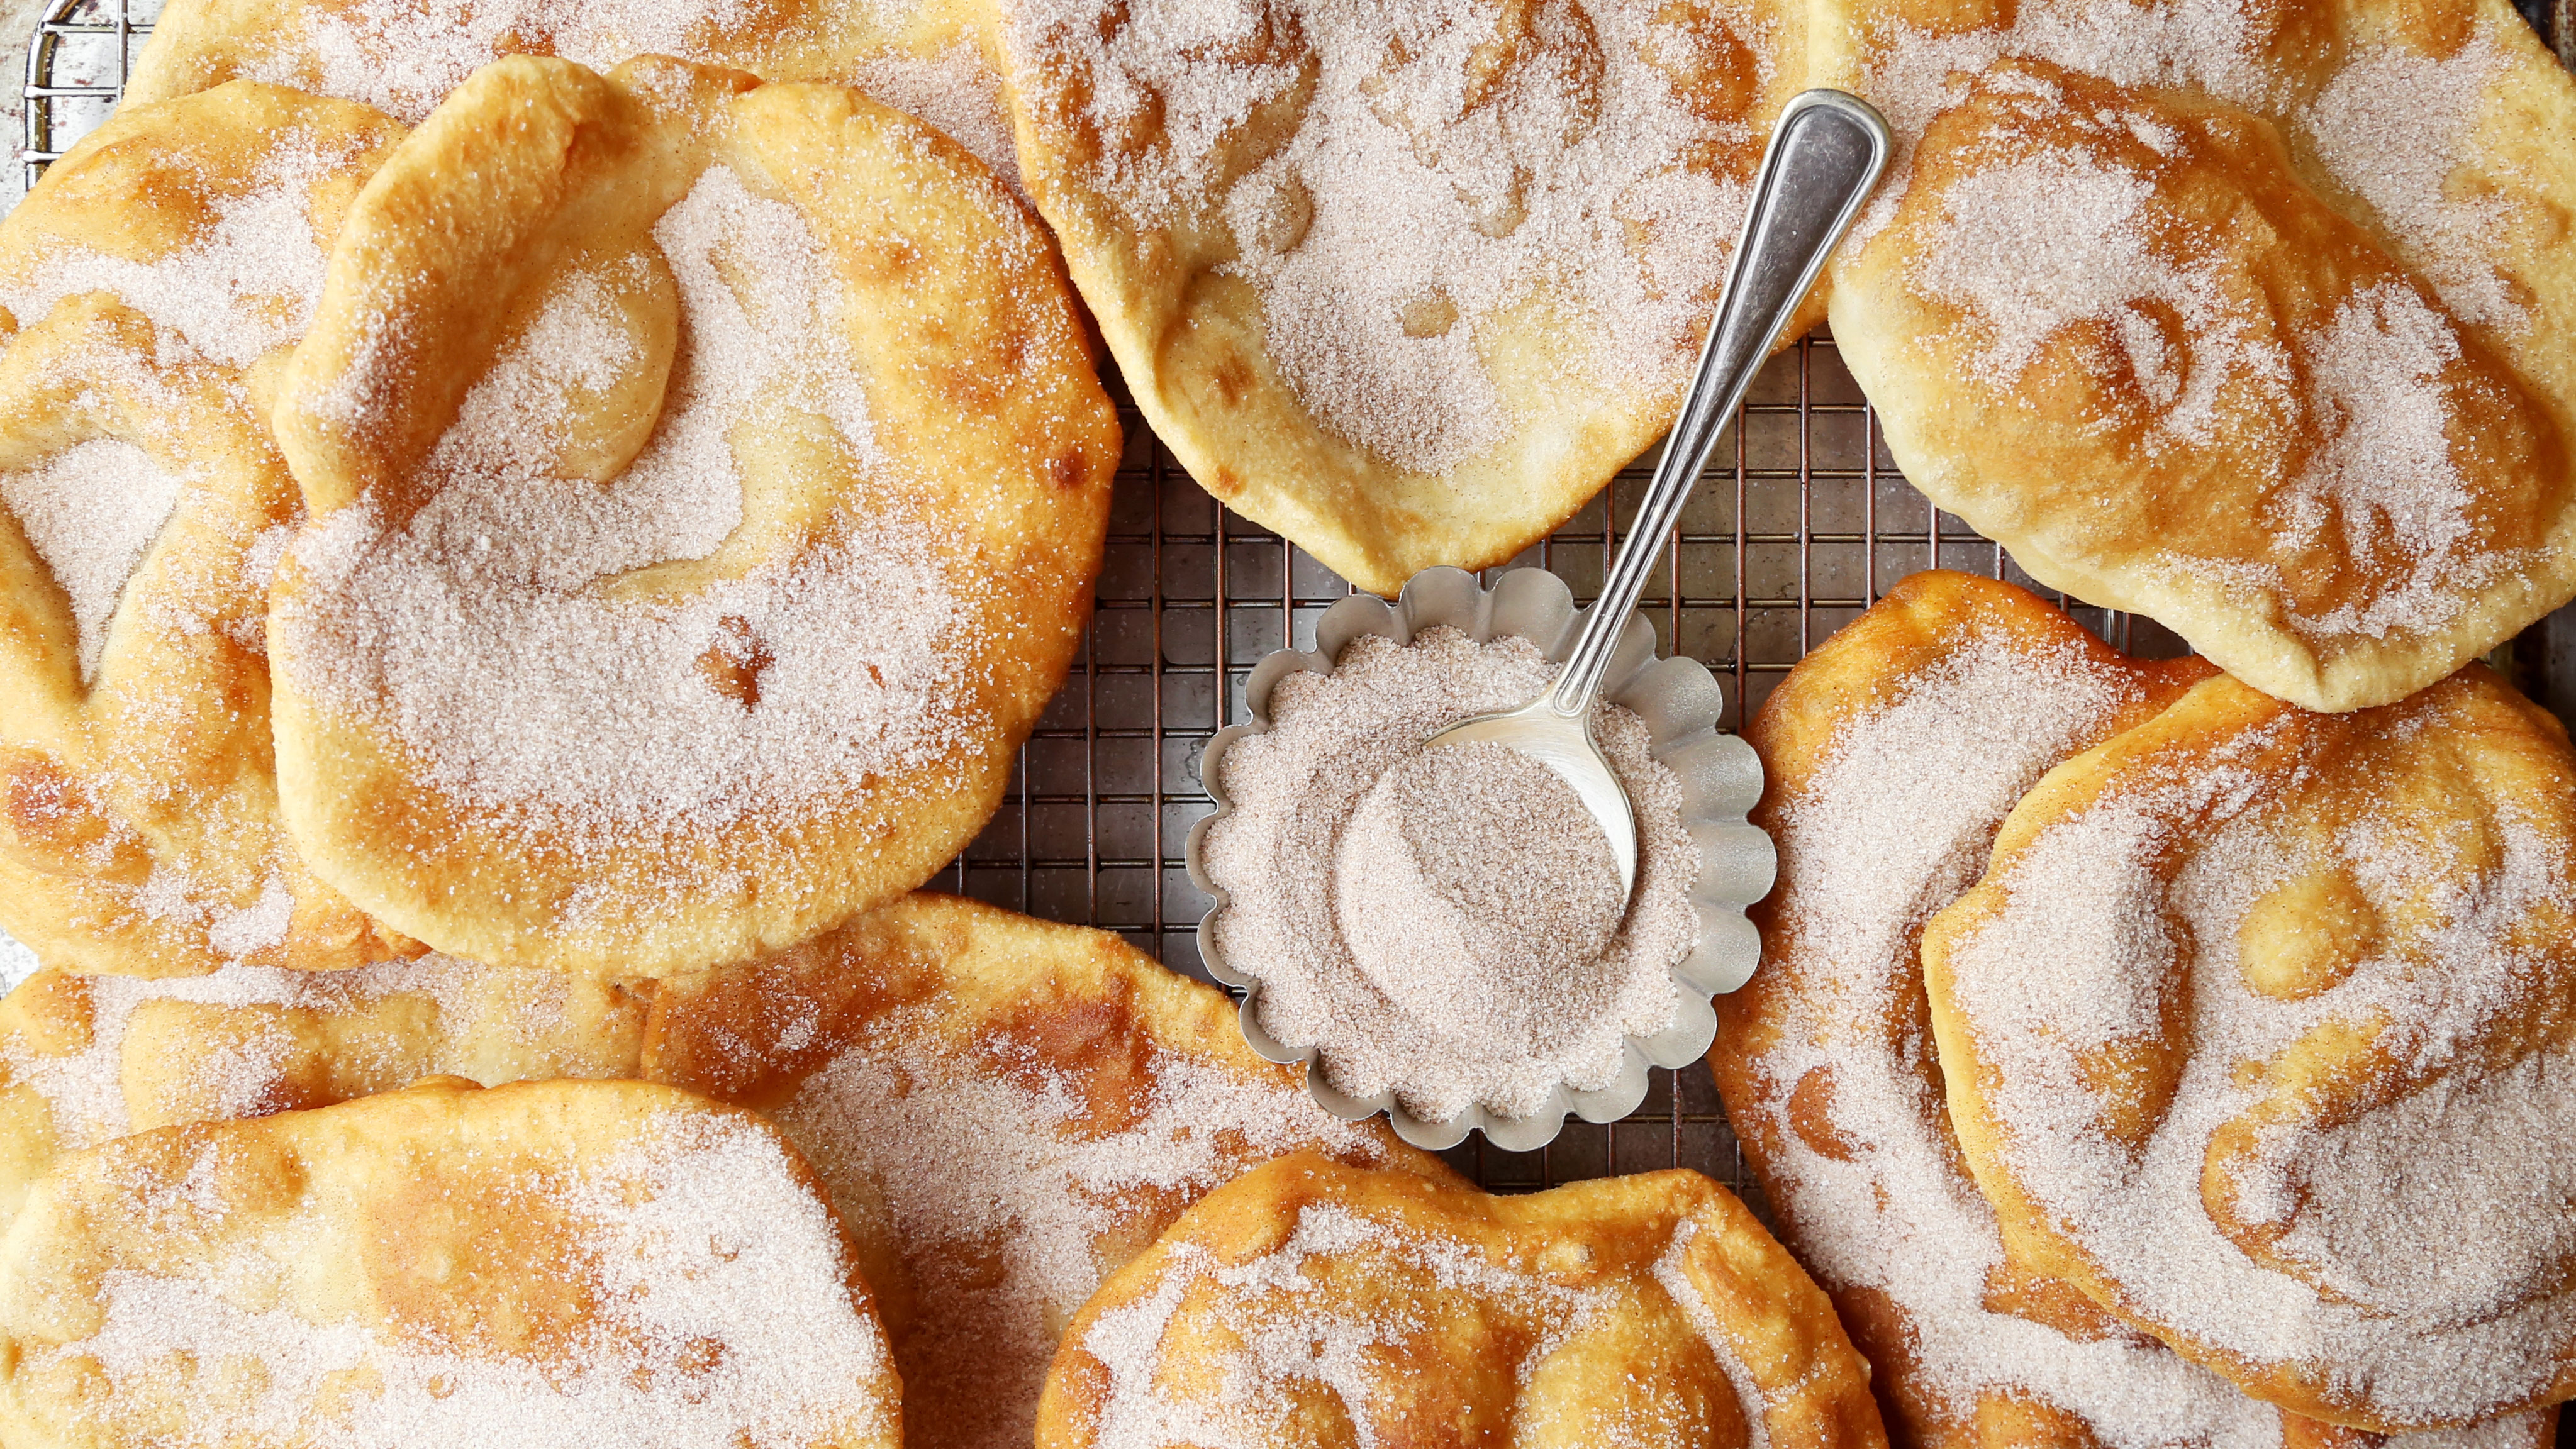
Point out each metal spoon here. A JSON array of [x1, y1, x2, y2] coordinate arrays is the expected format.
[[1422, 89, 1891, 898]]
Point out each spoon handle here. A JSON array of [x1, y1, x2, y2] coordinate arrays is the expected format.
[[1545, 89, 1891, 718]]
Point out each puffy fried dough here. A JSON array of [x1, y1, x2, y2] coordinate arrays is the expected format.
[[0, 84, 415, 977], [0, 1077, 902, 1448], [997, 0, 1809, 594], [0, 957, 649, 1233], [1714, 571, 2555, 1447], [128, 0, 1025, 189], [1921, 666, 2576, 1430], [645, 894, 1448, 1449], [1820, 0, 2576, 711], [270, 57, 1117, 977], [1035, 1153, 1884, 1449], [1715, 572, 2258, 1446]]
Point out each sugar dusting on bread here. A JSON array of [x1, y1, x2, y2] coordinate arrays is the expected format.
[[2, 958, 588, 1148], [1648, 1219, 1775, 1449], [0, 126, 362, 685], [776, 1021, 1385, 1449], [840, 42, 1026, 197], [236, 0, 767, 121], [1067, 1199, 1783, 1448], [1072, 1202, 1619, 1448], [1850, 0, 2519, 286], [0, 127, 355, 370], [1736, 624, 2315, 1440], [0, 440, 191, 684], [48, 1109, 892, 1448], [1900, 57, 2527, 648], [2303, 31, 2517, 333], [279, 164, 982, 850], [1939, 689, 2576, 1426], [1914, 145, 2253, 444], [2276, 280, 2504, 641], [1006, 0, 1775, 474], [199, 0, 1028, 203]]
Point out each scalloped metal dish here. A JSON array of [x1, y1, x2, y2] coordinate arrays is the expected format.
[[1184, 566, 1778, 1153]]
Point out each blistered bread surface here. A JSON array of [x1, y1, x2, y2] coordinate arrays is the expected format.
[[997, 0, 1810, 594], [645, 892, 1450, 1449], [0, 83, 416, 978], [1922, 665, 2576, 1429], [1820, 0, 2576, 711], [1035, 1152, 1885, 1449], [0, 957, 650, 1236], [268, 57, 1118, 977], [0, 1077, 902, 1448], [126, 0, 1026, 186]]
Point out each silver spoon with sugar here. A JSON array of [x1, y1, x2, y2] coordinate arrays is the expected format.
[[1423, 89, 1890, 897]]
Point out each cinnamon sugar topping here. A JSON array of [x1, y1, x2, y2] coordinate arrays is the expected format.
[[1940, 695, 2576, 1425], [279, 165, 983, 850], [45, 1109, 893, 1448], [776, 1023, 1385, 1449], [1005, 0, 1777, 472]]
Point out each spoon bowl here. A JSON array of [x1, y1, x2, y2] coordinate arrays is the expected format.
[[1427, 699, 1639, 898]]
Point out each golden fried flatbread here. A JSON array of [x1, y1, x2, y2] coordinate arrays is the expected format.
[[1035, 1153, 1884, 1449], [1921, 666, 2576, 1430], [645, 894, 1449, 1449], [1715, 572, 2233, 1445], [269, 57, 1118, 978], [1819, 0, 2576, 712], [0, 1077, 901, 1448], [129, 0, 1026, 191], [1712, 571, 2555, 1447], [996, 0, 1810, 594], [0, 83, 416, 977], [0, 957, 650, 1233]]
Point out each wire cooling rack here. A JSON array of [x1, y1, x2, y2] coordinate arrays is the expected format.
[[947, 337, 2183, 1200], [16, 0, 2572, 1217]]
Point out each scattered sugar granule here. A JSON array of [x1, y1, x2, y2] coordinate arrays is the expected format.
[[775, 1023, 1385, 1449], [1004, 0, 1775, 473], [278, 164, 983, 851], [1202, 626, 1697, 1123], [1071, 1202, 1617, 1449], [50, 1109, 895, 1449], [0, 438, 190, 683], [1739, 625, 2321, 1442], [1940, 696, 2576, 1427]]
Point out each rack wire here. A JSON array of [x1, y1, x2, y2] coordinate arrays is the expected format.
[[20, 0, 139, 196], [12, 0, 2562, 1216], [937, 336, 2181, 1199]]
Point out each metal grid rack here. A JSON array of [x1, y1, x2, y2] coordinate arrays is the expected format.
[[21, 0, 143, 195], [942, 338, 2180, 1199], [11, 0, 2562, 1217]]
